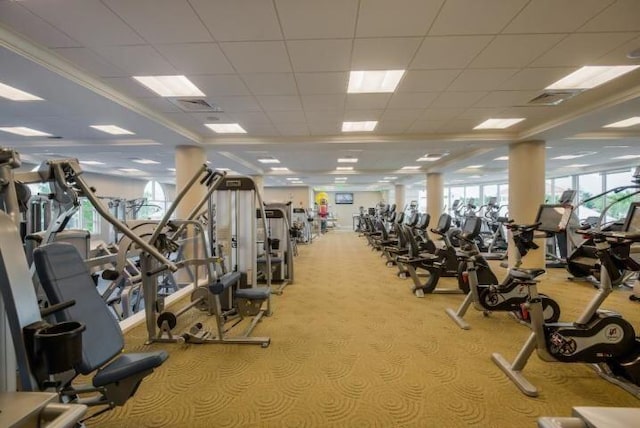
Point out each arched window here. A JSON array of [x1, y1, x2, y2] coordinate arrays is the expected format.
[[139, 180, 166, 220]]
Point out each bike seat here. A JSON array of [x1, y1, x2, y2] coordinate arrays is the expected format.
[[509, 268, 545, 280]]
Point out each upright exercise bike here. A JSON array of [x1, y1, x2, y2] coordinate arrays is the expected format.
[[446, 216, 561, 330], [492, 227, 640, 398]]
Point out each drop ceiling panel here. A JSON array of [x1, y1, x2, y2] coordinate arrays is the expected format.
[[345, 94, 392, 110], [104, 0, 212, 43], [398, 70, 462, 92], [595, 35, 640, 65], [52, 47, 127, 77], [267, 110, 307, 124], [469, 34, 566, 68], [387, 92, 438, 109], [226, 111, 273, 126], [242, 123, 279, 136], [153, 44, 234, 74], [275, 0, 358, 39], [307, 121, 342, 135], [91, 45, 177, 75], [241, 73, 298, 96], [287, 39, 352, 72], [189, 0, 282, 41], [343, 110, 384, 121], [295, 72, 348, 94], [189, 75, 250, 97], [273, 122, 310, 136], [256, 96, 303, 112], [210, 96, 262, 113], [20, 0, 145, 46], [351, 38, 422, 69], [430, 91, 488, 108], [0, 2, 79, 48], [381, 109, 424, 122], [579, 0, 640, 32], [408, 120, 443, 133], [457, 107, 506, 121], [429, 0, 529, 35], [356, 0, 443, 37], [305, 110, 344, 122], [499, 67, 575, 90], [531, 32, 638, 67], [503, 0, 612, 33], [301, 94, 346, 111], [220, 42, 291, 73], [410, 36, 493, 69], [418, 108, 464, 121], [448, 69, 519, 91], [376, 121, 413, 134], [473, 90, 540, 108]]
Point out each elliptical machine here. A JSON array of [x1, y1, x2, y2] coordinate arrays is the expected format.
[[492, 225, 640, 398], [446, 215, 561, 330]]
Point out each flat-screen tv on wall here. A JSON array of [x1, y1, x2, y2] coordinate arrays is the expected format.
[[335, 192, 354, 204]]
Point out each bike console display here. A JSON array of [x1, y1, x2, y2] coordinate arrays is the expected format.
[[535, 204, 571, 233]]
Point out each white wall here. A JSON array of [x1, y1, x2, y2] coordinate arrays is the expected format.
[[318, 191, 384, 228], [264, 186, 311, 209]]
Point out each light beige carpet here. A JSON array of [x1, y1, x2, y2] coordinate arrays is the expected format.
[[93, 230, 640, 427]]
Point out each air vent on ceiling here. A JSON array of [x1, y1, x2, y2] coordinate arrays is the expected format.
[[526, 90, 582, 106], [169, 98, 224, 113]]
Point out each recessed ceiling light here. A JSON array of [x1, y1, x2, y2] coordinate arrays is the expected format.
[[335, 177, 347, 180], [474, 118, 525, 129], [342, 121, 377, 132], [338, 158, 358, 163], [0, 126, 51, 136], [603, 145, 630, 148], [348, 70, 405, 94], [215, 167, 230, 171], [378, 180, 390, 183], [0, 82, 43, 101], [258, 157, 280, 164], [80, 160, 105, 165], [286, 177, 300, 181], [132, 159, 160, 165], [401, 166, 420, 170], [118, 168, 143, 173], [613, 155, 640, 160], [566, 164, 590, 168], [336, 166, 354, 171], [467, 165, 483, 168], [205, 123, 247, 134], [384, 176, 397, 180], [90, 125, 135, 135], [546, 66, 640, 90], [417, 157, 438, 162], [603, 117, 640, 128], [132, 75, 205, 97], [469, 175, 483, 178], [167, 167, 176, 172], [494, 156, 509, 161], [271, 167, 289, 171]]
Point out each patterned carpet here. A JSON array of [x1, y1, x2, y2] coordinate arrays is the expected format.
[[92, 229, 640, 427]]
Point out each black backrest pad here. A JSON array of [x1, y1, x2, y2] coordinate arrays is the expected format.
[[436, 213, 452, 233], [34, 243, 124, 374], [403, 224, 419, 257]]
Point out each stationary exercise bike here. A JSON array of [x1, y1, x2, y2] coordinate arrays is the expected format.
[[446, 216, 561, 330], [428, 213, 463, 277], [492, 225, 640, 398]]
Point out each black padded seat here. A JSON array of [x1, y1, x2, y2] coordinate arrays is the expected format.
[[209, 271, 242, 295], [93, 352, 167, 387], [509, 268, 546, 280], [235, 288, 270, 300], [33, 243, 167, 383]]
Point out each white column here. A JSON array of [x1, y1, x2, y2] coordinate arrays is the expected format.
[[508, 140, 546, 268], [395, 184, 406, 212], [426, 173, 443, 233], [175, 145, 207, 220]]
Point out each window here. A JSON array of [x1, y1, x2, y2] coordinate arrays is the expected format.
[[482, 184, 498, 206], [465, 185, 480, 208], [552, 176, 572, 203], [139, 180, 167, 220], [604, 169, 639, 221], [577, 173, 603, 220]]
